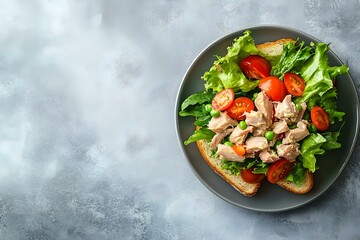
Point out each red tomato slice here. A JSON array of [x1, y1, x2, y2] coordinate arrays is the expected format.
[[267, 158, 292, 184], [284, 73, 306, 96], [240, 55, 271, 79], [212, 88, 234, 111], [226, 97, 255, 120], [258, 76, 287, 101], [311, 106, 330, 131], [232, 144, 246, 156], [240, 167, 265, 184]]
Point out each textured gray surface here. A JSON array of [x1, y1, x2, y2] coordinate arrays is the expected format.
[[0, 0, 359, 239]]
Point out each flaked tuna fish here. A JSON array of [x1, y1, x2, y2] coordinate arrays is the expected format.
[[274, 95, 298, 120], [259, 149, 280, 163], [272, 119, 289, 134], [255, 92, 273, 126], [293, 102, 307, 122], [277, 143, 300, 162], [210, 128, 234, 149], [229, 125, 254, 144], [245, 111, 268, 128], [282, 120, 309, 144], [217, 144, 246, 162], [245, 137, 268, 153], [208, 112, 237, 133]]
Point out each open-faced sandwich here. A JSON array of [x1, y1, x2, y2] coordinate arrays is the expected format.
[[179, 30, 348, 196]]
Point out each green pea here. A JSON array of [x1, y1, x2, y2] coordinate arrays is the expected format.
[[238, 120, 247, 130], [309, 123, 318, 133], [265, 131, 275, 141], [274, 140, 282, 149], [224, 141, 233, 147], [205, 104, 213, 112], [210, 109, 220, 117]]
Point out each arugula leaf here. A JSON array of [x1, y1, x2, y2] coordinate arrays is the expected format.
[[221, 161, 241, 175], [271, 40, 313, 79], [202, 30, 260, 93], [184, 127, 215, 145], [194, 115, 212, 127], [299, 133, 326, 172], [179, 105, 207, 117], [221, 158, 267, 175], [180, 91, 214, 111]]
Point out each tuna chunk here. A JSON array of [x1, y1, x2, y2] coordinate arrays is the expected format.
[[208, 112, 238, 133], [293, 102, 307, 122], [210, 128, 233, 149], [282, 120, 309, 144], [259, 149, 280, 163], [217, 144, 246, 162], [245, 137, 268, 153], [245, 111, 268, 128], [253, 128, 267, 137], [255, 91, 273, 125], [229, 125, 254, 144], [277, 143, 300, 162], [274, 95, 298, 120], [272, 119, 289, 134]]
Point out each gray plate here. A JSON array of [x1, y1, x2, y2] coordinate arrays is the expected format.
[[175, 25, 359, 212]]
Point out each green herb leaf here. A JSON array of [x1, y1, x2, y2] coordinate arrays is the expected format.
[[184, 127, 215, 145], [180, 91, 214, 111]]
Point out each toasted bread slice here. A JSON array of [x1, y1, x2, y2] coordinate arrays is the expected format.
[[196, 139, 261, 196], [257, 38, 295, 56], [194, 37, 314, 196], [276, 170, 314, 194]]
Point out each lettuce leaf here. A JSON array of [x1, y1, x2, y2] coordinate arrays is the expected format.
[[184, 127, 215, 145], [299, 133, 326, 172], [295, 43, 348, 104], [221, 158, 266, 175], [271, 41, 313, 79], [180, 91, 214, 112], [286, 161, 306, 186], [319, 89, 345, 123], [321, 131, 341, 150], [202, 30, 260, 93]]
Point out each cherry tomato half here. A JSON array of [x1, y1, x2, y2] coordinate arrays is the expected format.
[[310, 106, 330, 131], [212, 88, 234, 111], [258, 76, 287, 101], [267, 158, 292, 184], [284, 73, 306, 97], [240, 167, 265, 184], [226, 97, 255, 121], [240, 55, 271, 79], [232, 144, 246, 156]]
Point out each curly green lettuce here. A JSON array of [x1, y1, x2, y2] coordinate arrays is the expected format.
[[202, 30, 260, 93]]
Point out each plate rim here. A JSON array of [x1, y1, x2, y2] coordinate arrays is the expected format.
[[174, 24, 360, 212]]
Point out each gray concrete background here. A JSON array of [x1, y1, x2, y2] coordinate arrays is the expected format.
[[0, 0, 359, 239]]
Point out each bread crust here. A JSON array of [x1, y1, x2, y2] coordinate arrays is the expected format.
[[196, 139, 262, 196], [276, 170, 314, 194], [257, 38, 296, 56]]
